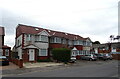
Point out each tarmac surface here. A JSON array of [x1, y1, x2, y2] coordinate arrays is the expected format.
[[1, 59, 119, 77]]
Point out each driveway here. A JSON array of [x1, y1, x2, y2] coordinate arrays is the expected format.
[[0, 62, 19, 70]]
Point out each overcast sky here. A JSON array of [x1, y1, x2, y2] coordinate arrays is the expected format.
[[0, 0, 119, 48]]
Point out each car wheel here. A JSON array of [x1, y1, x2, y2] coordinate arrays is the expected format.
[[89, 58, 92, 61], [104, 59, 106, 61]]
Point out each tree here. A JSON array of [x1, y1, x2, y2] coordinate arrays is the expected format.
[[92, 41, 100, 44]]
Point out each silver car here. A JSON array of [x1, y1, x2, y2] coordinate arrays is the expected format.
[[103, 53, 113, 60], [81, 54, 97, 61], [69, 56, 76, 63]]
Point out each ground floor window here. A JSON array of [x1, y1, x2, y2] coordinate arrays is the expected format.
[[72, 50, 77, 56], [39, 49, 48, 56], [79, 51, 83, 55], [5, 49, 9, 56]]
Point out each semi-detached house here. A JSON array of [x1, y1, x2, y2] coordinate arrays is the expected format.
[[15, 24, 92, 62], [0, 27, 11, 60]]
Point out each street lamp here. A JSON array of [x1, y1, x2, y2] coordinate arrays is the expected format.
[[114, 35, 120, 41]]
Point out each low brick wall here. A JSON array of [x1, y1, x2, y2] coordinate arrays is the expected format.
[[112, 54, 120, 60], [11, 59, 23, 68]]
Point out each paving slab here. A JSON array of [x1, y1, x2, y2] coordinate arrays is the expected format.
[[23, 62, 63, 68], [0, 62, 19, 70]]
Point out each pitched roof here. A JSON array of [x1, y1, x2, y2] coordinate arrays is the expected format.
[[16, 24, 89, 41], [0, 27, 5, 35]]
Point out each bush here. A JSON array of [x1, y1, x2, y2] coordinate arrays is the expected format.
[[37, 58, 52, 62], [52, 48, 71, 63]]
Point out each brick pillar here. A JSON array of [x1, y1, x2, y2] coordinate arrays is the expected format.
[[19, 59, 23, 68]]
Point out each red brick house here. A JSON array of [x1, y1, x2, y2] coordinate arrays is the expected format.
[[92, 42, 120, 60], [92, 42, 120, 54], [0, 27, 4, 55], [15, 24, 92, 62], [0, 27, 11, 60]]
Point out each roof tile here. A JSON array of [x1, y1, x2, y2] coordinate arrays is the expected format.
[[16, 24, 89, 41]]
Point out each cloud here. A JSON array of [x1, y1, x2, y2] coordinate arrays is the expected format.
[[1, 9, 42, 47], [0, 0, 119, 47]]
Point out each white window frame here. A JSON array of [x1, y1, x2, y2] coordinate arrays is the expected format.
[[5, 49, 9, 56], [40, 35, 48, 42], [55, 37, 61, 43], [26, 34, 31, 41], [62, 38, 66, 44], [79, 40, 83, 45], [50, 37, 54, 43], [35, 35, 39, 41], [68, 40, 73, 45], [39, 49, 48, 56]]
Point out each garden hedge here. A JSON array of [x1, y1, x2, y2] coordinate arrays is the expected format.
[[52, 48, 71, 62]]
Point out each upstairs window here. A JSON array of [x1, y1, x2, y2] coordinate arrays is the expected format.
[[83, 41, 87, 46], [50, 37, 54, 43], [17, 40, 19, 46], [50, 37, 61, 43], [79, 40, 83, 45], [55, 37, 61, 43], [62, 38, 66, 44], [68, 40, 73, 45], [40, 35, 48, 42], [26, 34, 31, 41], [17, 39, 21, 46], [35, 35, 48, 42], [74, 40, 80, 45], [35, 35, 39, 41], [5, 49, 9, 56]]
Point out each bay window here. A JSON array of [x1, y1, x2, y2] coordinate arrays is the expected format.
[[40, 35, 48, 42], [39, 49, 47, 56], [35, 35, 48, 42]]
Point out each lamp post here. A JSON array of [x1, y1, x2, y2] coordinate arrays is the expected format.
[[114, 35, 120, 42]]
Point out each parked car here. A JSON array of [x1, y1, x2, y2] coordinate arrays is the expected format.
[[103, 53, 113, 60], [81, 54, 97, 61], [69, 56, 76, 63], [95, 53, 107, 61], [0, 56, 9, 66]]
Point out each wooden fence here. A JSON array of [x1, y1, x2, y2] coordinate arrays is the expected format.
[[112, 54, 120, 60]]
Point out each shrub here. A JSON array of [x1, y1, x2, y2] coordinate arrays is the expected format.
[[52, 48, 71, 63]]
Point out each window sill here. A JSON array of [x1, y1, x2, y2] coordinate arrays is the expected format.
[[35, 41, 48, 43]]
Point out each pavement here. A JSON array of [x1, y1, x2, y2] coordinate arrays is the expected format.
[[23, 62, 63, 68], [2, 62, 65, 76], [0, 62, 19, 70]]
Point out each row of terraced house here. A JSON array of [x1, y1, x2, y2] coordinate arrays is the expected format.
[[1, 24, 120, 63], [14, 24, 93, 63]]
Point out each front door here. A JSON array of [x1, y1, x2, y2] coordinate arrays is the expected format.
[[29, 49, 35, 61]]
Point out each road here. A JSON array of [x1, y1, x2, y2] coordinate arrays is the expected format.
[[5, 60, 119, 77]]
